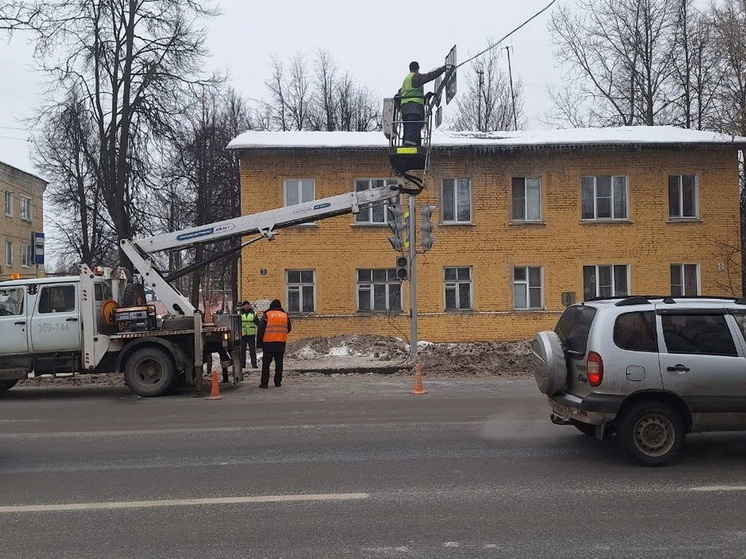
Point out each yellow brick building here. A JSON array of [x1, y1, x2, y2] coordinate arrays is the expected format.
[[227, 127, 745, 343], [0, 162, 47, 280]]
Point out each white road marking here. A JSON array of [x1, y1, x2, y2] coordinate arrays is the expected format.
[[691, 486, 746, 492], [0, 492, 369, 513]]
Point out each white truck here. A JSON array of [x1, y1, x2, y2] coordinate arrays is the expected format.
[[0, 185, 400, 397]]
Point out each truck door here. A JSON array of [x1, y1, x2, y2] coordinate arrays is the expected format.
[[0, 286, 29, 353], [30, 283, 81, 352]]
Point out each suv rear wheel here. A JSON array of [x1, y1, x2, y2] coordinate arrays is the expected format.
[[617, 401, 685, 466]]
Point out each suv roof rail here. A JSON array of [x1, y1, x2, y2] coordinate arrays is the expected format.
[[585, 295, 744, 307]]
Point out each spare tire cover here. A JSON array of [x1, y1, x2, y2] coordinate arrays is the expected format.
[[532, 331, 568, 395]]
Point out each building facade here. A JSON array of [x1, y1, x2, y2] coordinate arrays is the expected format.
[[227, 127, 745, 343], [0, 162, 46, 280]]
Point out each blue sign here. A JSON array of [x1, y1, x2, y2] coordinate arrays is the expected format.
[[32, 232, 44, 265]]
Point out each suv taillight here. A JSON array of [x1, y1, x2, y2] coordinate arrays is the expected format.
[[587, 351, 603, 387]]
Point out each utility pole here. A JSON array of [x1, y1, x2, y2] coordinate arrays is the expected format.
[[407, 194, 418, 364], [476, 69, 484, 131], [505, 46, 518, 130]]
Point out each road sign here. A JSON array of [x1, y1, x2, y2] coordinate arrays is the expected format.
[[32, 232, 44, 265]]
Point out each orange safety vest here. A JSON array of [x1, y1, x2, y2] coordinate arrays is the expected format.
[[262, 309, 289, 343]]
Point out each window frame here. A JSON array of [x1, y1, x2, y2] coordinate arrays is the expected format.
[[668, 174, 698, 219], [20, 244, 32, 268], [354, 179, 399, 225], [581, 175, 628, 221], [19, 195, 32, 222], [513, 266, 543, 310], [283, 179, 315, 207], [670, 263, 699, 296], [5, 241, 12, 267], [444, 266, 473, 310], [441, 178, 472, 224], [286, 269, 315, 313], [356, 268, 402, 312], [583, 264, 629, 299], [511, 177, 542, 222], [4, 190, 12, 217]]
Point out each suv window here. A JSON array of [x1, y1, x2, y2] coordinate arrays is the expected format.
[[555, 305, 596, 354], [614, 311, 657, 352], [661, 313, 737, 356]]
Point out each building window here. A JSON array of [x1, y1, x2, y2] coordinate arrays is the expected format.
[[441, 178, 471, 223], [670, 264, 699, 296], [354, 179, 399, 224], [668, 174, 698, 219], [5, 241, 12, 267], [284, 179, 315, 206], [357, 269, 402, 311], [4, 191, 12, 217], [583, 265, 629, 299], [21, 244, 32, 268], [445, 266, 472, 310], [287, 270, 315, 313], [19, 196, 32, 222], [511, 177, 541, 221], [581, 175, 628, 220], [513, 266, 543, 309]]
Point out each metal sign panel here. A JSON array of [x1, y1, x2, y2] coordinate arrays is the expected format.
[[435, 106, 443, 128], [444, 45, 457, 104], [32, 231, 44, 265]]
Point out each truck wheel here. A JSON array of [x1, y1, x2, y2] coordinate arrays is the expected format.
[[617, 401, 685, 466], [122, 283, 147, 306], [0, 379, 19, 391], [123, 347, 175, 397]]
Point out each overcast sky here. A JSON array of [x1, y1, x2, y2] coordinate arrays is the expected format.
[[0, 0, 561, 176]]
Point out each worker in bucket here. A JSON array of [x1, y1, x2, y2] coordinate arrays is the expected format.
[[398, 61, 448, 146]]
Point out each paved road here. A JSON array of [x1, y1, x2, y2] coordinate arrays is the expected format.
[[1, 376, 746, 558]]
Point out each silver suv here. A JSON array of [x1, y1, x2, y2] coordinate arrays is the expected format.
[[532, 296, 746, 466]]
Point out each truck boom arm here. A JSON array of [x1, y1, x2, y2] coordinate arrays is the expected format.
[[120, 186, 399, 316]]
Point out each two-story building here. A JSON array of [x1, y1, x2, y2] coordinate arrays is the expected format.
[[0, 161, 46, 280], [227, 126, 746, 343]]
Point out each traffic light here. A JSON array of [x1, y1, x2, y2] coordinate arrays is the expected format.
[[387, 201, 404, 251], [387, 200, 409, 252], [395, 255, 409, 281], [421, 205, 436, 252]]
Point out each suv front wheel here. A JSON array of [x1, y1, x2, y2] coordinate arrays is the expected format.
[[617, 401, 685, 466]]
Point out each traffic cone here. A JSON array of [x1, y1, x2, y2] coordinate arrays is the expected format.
[[206, 370, 223, 400], [410, 365, 428, 395]]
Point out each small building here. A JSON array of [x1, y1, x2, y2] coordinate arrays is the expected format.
[[227, 126, 746, 343], [0, 162, 47, 280]]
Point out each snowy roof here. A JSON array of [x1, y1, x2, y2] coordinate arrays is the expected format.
[[227, 126, 746, 151]]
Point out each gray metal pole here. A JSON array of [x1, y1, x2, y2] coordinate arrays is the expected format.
[[408, 194, 418, 365]]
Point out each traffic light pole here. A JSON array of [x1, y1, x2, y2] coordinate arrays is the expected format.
[[408, 194, 418, 365]]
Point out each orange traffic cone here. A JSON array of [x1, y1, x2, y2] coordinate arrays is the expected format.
[[206, 370, 223, 400], [410, 365, 428, 395]]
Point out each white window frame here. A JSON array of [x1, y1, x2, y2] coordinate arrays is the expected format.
[[444, 266, 473, 310], [4, 191, 12, 217], [581, 175, 628, 220], [286, 269, 315, 313], [5, 241, 13, 267], [284, 179, 315, 207], [511, 177, 542, 222], [513, 266, 543, 310], [356, 269, 402, 311], [583, 264, 629, 299], [670, 263, 699, 296], [668, 174, 698, 219], [21, 244, 32, 268], [441, 178, 472, 223], [19, 195, 32, 222], [354, 179, 399, 224]]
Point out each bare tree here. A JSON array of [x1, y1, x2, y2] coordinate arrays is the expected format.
[[450, 48, 525, 131], [548, 0, 681, 126], [0, 0, 219, 268]]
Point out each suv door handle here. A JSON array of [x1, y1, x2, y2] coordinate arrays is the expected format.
[[667, 364, 690, 372]]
